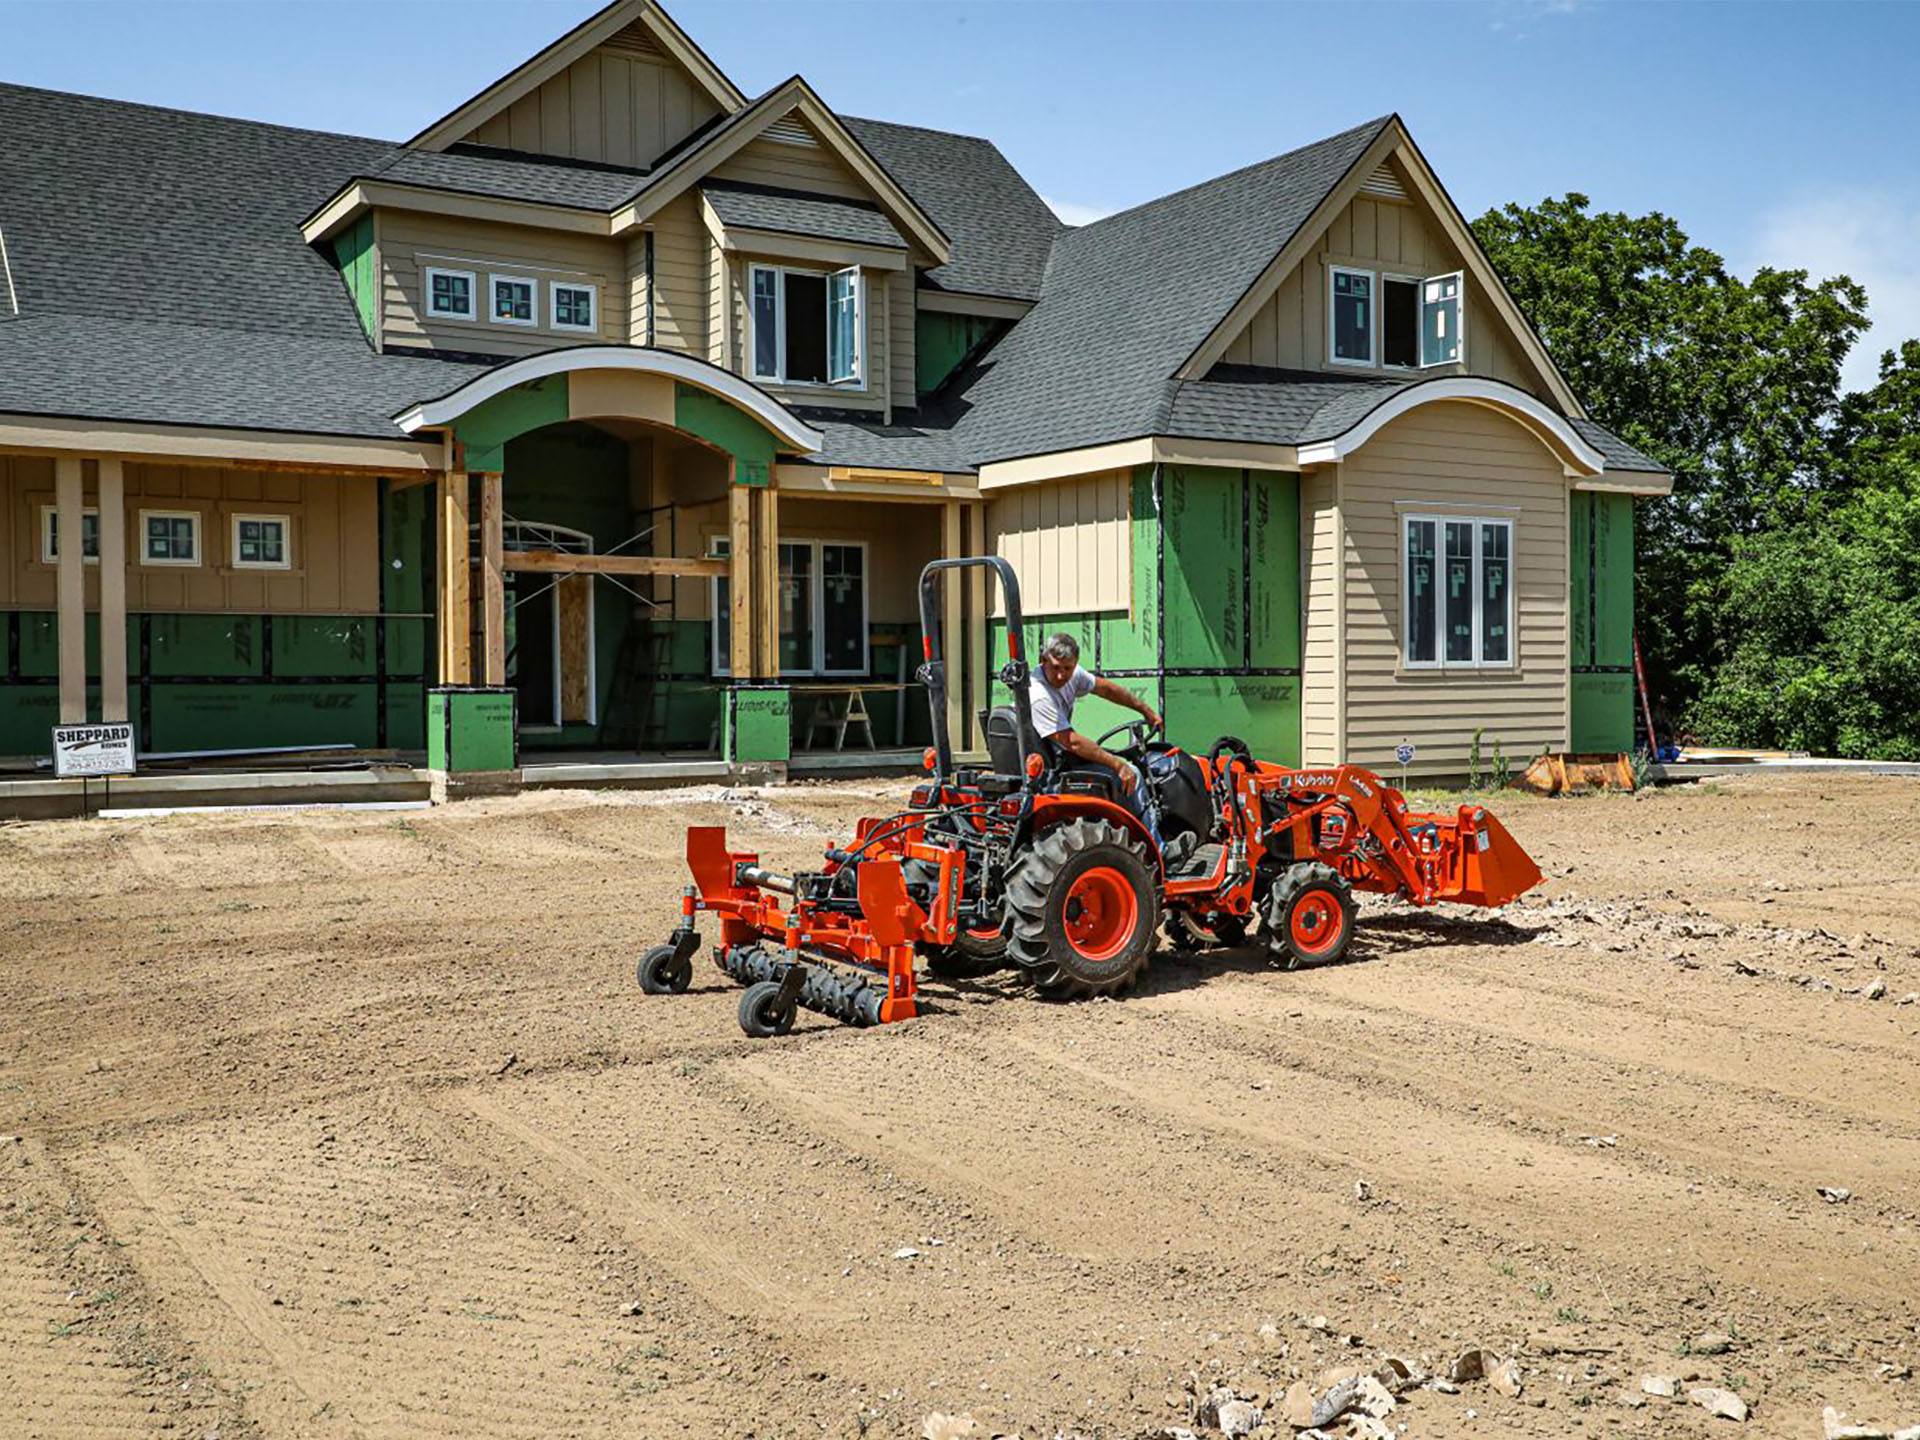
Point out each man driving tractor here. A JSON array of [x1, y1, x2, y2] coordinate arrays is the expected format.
[[1030, 632, 1162, 815]]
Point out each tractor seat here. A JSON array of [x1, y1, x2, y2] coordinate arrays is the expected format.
[[981, 705, 1036, 779], [980, 704, 1124, 803]]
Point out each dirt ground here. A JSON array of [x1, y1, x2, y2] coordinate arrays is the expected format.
[[2, 772, 1917, 1440]]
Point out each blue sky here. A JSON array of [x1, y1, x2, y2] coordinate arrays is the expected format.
[[8, 0, 1917, 389]]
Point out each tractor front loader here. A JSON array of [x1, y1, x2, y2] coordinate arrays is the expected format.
[[636, 556, 1543, 1037]]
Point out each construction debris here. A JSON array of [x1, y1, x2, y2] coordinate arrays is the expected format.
[[1642, 1375, 1680, 1397], [1687, 1385, 1748, 1421], [1693, 1331, 1735, 1354], [1818, 1186, 1855, 1204]]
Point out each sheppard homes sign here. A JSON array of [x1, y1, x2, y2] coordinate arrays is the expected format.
[[52, 723, 137, 779]]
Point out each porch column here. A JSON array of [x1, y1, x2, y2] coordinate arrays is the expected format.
[[942, 499, 964, 752], [97, 458, 129, 723], [753, 484, 779, 677], [479, 471, 506, 687], [437, 470, 472, 685], [54, 456, 86, 723], [727, 479, 754, 677]]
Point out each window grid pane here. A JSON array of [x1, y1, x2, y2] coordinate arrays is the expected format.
[[1481, 522, 1510, 663], [1405, 520, 1436, 664], [820, 543, 865, 672], [752, 269, 780, 377], [1443, 521, 1475, 663], [1333, 270, 1372, 362]]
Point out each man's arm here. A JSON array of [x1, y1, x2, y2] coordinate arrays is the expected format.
[[1049, 726, 1141, 791], [1090, 675, 1162, 733]]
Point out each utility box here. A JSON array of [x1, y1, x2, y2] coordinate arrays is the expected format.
[[427, 687, 517, 774]]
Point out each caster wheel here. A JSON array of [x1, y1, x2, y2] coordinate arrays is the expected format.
[[738, 979, 796, 1038], [637, 943, 692, 995]]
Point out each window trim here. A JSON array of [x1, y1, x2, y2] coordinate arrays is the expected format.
[[707, 535, 871, 677], [1327, 264, 1377, 368], [38, 504, 100, 565], [138, 508, 203, 568], [746, 262, 865, 389], [548, 279, 598, 335], [424, 266, 478, 322], [488, 273, 539, 328], [229, 512, 293, 571], [1400, 511, 1515, 671]]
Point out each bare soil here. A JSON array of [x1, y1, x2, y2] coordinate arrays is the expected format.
[[1, 773, 1917, 1439]]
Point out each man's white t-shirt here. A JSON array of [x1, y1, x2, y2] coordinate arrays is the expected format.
[[1030, 664, 1096, 740]]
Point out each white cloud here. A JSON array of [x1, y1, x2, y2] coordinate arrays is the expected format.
[[1747, 189, 1920, 393], [1042, 196, 1113, 228]]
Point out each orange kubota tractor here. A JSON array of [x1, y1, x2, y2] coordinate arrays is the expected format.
[[636, 557, 1542, 1037]]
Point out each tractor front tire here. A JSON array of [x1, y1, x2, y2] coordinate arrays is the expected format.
[[919, 921, 1010, 979], [1006, 819, 1160, 999], [637, 943, 693, 995], [1267, 862, 1356, 970]]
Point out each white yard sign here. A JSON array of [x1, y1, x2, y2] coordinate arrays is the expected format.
[[52, 722, 136, 779]]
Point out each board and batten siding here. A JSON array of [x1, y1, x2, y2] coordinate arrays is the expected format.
[[2, 454, 380, 614], [986, 470, 1132, 617], [1219, 167, 1537, 393], [380, 212, 627, 357], [1299, 469, 1342, 766], [1329, 401, 1569, 775], [459, 22, 722, 170]]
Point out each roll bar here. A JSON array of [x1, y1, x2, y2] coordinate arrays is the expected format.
[[916, 556, 1039, 783]]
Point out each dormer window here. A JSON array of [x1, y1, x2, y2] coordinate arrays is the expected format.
[[1331, 264, 1466, 369], [426, 267, 476, 321], [748, 263, 863, 386], [550, 281, 597, 334], [1330, 267, 1373, 365], [490, 274, 537, 327]]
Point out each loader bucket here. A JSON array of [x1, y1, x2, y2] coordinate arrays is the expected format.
[[1441, 805, 1543, 908]]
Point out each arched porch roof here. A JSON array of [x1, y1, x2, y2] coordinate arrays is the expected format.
[[1297, 376, 1607, 477]]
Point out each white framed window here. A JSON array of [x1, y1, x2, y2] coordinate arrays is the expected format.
[[550, 280, 597, 334], [747, 263, 863, 387], [1329, 265, 1374, 366], [425, 266, 476, 321], [1403, 514, 1512, 668], [1421, 271, 1464, 366], [489, 273, 537, 327], [140, 509, 202, 567], [230, 513, 291, 570], [709, 536, 869, 676], [39, 505, 100, 564]]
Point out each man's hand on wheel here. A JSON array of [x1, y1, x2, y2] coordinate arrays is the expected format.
[[1114, 759, 1141, 794], [1143, 708, 1163, 733]]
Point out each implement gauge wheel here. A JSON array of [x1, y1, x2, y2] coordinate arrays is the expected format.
[[1268, 862, 1356, 970], [1005, 818, 1160, 999], [738, 980, 796, 1038], [637, 943, 693, 995]]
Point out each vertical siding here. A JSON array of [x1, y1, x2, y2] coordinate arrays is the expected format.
[[649, 194, 708, 356], [985, 471, 1132, 615], [1299, 469, 1342, 765], [1334, 401, 1569, 775], [379, 212, 627, 357], [461, 31, 722, 170]]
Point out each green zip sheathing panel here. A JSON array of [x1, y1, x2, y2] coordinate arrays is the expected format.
[[331, 215, 377, 343], [1570, 490, 1635, 752], [0, 485, 432, 760], [453, 376, 570, 475], [428, 688, 517, 772], [986, 465, 1302, 763], [725, 686, 790, 762], [674, 384, 777, 487], [916, 312, 1002, 398]]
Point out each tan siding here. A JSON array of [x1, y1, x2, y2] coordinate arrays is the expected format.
[[710, 129, 868, 199], [459, 34, 722, 169], [1333, 402, 1568, 776], [623, 232, 650, 344], [649, 194, 707, 356], [888, 269, 915, 415], [1299, 469, 1342, 765], [380, 211, 627, 357], [985, 471, 1132, 616], [4, 459, 378, 615]]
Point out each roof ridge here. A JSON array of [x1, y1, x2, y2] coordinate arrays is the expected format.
[[0, 78, 393, 147]]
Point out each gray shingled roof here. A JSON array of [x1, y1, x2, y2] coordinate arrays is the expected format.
[[1569, 417, 1666, 473], [843, 116, 1060, 302], [700, 181, 906, 250], [364, 146, 646, 211]]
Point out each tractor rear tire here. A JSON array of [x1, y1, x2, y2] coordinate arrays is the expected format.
[[1267, 862, 1356, 970], [919, 921, 1010, 979], [638, 943, 692, 995], [1005, 818, 1160, 999]]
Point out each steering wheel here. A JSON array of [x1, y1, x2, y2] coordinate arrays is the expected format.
[[1094, 717, 1162, 753]]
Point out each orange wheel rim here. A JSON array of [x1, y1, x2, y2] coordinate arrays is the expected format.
[[1062, 867, 1139, 962], [967, 923, 1002, 940], [1289, 890, 1345, 956]]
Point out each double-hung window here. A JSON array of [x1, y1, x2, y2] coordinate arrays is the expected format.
[[425, 267, 476, 321], [40, 506, 100, 564], [1403, 514, 1512, 668], [1331, 264, 1465, 369], [748, 263, 863, 386], [709, 537, 868, 676]]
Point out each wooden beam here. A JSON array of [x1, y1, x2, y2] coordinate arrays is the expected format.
[[97, 458, 128, 724], [754, 485, 779, 678], [54, 456, 86, 724], [503, 551, 728, 578], [728, 479, 753, 678], [438, 471, 472, 685], [479, 472, 505, 688]]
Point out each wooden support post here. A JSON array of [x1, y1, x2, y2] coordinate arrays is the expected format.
[[438, 471, 472, 686], [97, 458, 128, 724], [728, 478, 753, 679], [967, 500, 990, 751], [479, 472, 505, 688], [941, 499, 964, 754], [54, 456, 86, 723], [754, 484, 779, 678]]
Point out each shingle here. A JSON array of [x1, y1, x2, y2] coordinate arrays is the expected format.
[[1569, 417, 1667, 474], [700, 181, 905, 250], [365, 146, 645, 211], [787, 406, 967, 473]]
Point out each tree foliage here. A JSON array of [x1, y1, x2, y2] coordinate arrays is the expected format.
[[1474, 195, 1920, 756]]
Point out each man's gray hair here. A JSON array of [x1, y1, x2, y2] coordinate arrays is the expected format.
[[1041, 632, 1080, 662]]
